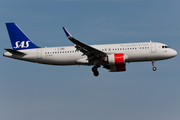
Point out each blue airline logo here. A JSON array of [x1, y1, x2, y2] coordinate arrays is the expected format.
[[13, 41, 30, 49]]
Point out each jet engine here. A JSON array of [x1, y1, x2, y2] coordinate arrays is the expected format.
[[104, 53, 128, 72]]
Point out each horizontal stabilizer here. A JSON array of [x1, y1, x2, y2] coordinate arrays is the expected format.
[[5, 48, 26, 55]]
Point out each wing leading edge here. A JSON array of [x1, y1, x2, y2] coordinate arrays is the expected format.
[[62, 27, 107, 60]]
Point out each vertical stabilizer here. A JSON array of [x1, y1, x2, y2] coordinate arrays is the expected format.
[[6, 23, 40, 50]]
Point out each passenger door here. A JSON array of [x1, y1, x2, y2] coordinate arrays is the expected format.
[[151, 43, 156, 53]]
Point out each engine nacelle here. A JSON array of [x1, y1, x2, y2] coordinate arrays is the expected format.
[[105, 53, 127, 65], [104, 53, 127, 72]]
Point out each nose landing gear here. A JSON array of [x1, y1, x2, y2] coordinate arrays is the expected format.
[[152, 61, 157, 71]]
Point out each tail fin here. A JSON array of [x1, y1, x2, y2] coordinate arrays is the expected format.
[[6, 23, 40, 50]]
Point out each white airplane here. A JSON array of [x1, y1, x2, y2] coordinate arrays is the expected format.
[[3, 23, 177, 76]]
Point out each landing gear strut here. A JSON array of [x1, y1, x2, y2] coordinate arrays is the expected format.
[[92, 65, 100, 77], [152, 61, 157, 71]]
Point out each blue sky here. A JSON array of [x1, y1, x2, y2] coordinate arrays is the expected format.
[[1, 0, 180, 120]]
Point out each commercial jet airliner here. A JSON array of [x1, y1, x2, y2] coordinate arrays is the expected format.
[[3, 23, 177, 76]]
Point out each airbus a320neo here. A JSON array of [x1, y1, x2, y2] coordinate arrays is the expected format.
[[3, 23, 177, 76]]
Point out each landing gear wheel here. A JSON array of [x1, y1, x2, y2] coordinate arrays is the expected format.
[[152, 61, 157, 71], [92, 66, 100, 76], [93, 71, 99, 77], [153, 67, 157, 71], [92, 66, 97, 72]]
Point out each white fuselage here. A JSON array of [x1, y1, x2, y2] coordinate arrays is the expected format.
[[3, 42, 177, 66]]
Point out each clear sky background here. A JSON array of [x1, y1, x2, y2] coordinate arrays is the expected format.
[[0, 0, 180, 120]]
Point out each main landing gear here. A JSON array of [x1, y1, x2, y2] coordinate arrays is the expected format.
[[152, 60, 157, 71], [92, 65, 100, 77]]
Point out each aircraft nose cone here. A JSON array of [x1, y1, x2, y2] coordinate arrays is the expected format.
[[173, 50, 177, 56], [172, 49, 177, 57]]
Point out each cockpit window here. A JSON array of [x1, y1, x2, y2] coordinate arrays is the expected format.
[[162, 46, 170, 48]]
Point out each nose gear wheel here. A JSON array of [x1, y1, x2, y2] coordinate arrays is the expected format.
[[152, 61, 157, 71]]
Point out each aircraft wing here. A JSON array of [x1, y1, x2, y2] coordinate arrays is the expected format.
[[63, 27, 107, 60]]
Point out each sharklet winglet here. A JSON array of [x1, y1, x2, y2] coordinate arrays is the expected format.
[[62, 27, 73, 39]]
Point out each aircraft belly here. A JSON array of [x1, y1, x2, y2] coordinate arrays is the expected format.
[[42, 54, 80, 65]]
